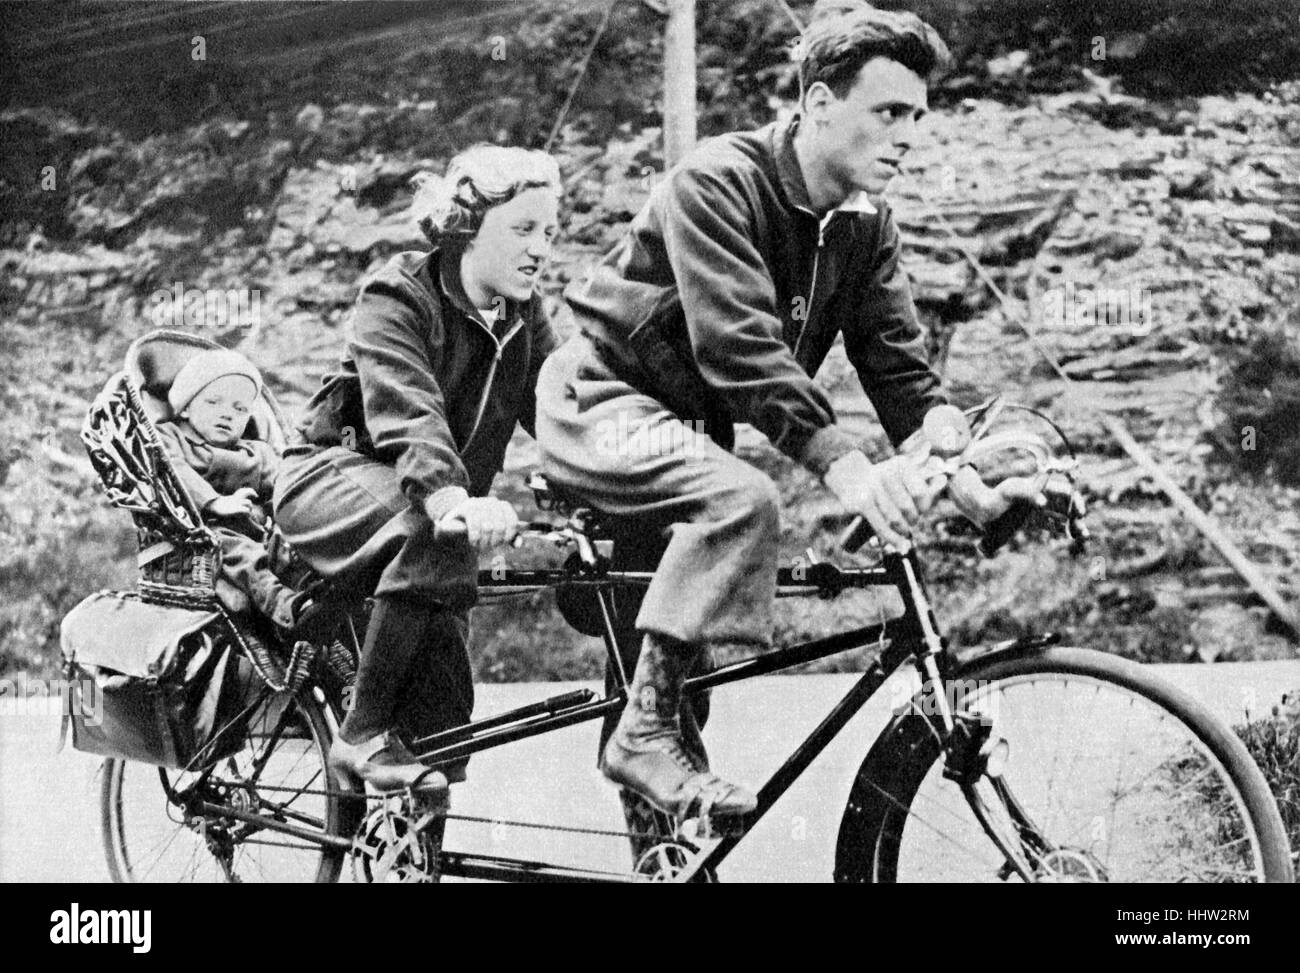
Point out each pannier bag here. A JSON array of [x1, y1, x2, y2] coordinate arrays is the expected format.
[[61, 590, 257, 769]]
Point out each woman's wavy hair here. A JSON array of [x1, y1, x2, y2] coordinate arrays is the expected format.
[[410, 145, 562, 248], [798, 1, 951, 100]]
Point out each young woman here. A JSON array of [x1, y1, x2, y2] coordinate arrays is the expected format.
[[274, 145, 562, 793]]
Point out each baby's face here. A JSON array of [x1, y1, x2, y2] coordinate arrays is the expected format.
[[183, 375, 256, 447]]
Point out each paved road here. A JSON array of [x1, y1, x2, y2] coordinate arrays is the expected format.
[[2, 662, 1296, 882]]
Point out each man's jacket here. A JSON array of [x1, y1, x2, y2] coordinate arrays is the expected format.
[[567, 113, 946, 476], [294, 247, 558, 520]]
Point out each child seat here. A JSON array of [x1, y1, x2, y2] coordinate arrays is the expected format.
[[80, 329, 314, 692]]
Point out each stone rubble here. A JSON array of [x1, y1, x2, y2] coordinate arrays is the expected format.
[[2, 81, 1298, 663]]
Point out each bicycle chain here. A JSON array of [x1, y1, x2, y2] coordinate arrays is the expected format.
[[233, 782, 667, 842]]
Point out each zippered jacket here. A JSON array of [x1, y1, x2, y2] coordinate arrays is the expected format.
[[293, 248, 558, 520], [567, 113, 946, 475]]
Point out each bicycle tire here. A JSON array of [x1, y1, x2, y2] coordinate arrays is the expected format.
[[102, 688, 354, 883], [834, 646, 1294, 883]]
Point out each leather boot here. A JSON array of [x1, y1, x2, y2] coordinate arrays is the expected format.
[[601, 635, 757, 821], [329, 730, 449, 798]]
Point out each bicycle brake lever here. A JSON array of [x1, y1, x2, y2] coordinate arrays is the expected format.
[[957, 429, 1054, 471], [966, 394, 1006, 446]]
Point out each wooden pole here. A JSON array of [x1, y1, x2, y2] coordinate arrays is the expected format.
[[663, 0, 697, 166], [1006, 254, 1300, 641], [1097, 416, 1300, 639]]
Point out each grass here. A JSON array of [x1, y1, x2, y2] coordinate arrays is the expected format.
[[1235, 695, 1300, 867]]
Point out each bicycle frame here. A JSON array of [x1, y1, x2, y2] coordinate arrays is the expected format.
[[167, 547, 1059, 883], [402, 549, 992, 883]]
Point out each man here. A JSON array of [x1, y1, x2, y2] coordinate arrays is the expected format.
[[535, 3, 1036, 821]]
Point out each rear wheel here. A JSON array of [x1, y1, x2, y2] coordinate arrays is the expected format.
[[102, 689, 357, 883], [835, 647, 1294, 883]]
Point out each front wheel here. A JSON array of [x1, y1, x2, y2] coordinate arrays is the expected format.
[[835, 646, 1294, 883]]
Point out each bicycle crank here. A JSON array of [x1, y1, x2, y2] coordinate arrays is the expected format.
[[634, 840, 697, 881], [351, 793, 448, 884], [654, 813, 745, 883]]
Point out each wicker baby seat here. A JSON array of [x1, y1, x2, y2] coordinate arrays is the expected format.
[[80, 329, 314, 692]]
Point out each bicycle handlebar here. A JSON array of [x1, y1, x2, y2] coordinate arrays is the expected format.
[[433, 517, 572, 548], [838, 406, 1089, 557], [432, 519, 464, 540], [438, 401, 1088, 559]]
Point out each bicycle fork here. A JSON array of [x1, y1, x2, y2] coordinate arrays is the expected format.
[[897, 555, 954, 734], [670, 553, 1004, 883], [896, 553, 1051, 881], [665, 551, 1047, 883]]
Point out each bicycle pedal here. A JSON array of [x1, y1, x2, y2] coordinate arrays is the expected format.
[[677, 812, 746, 842], [664, 832, 726, 884]]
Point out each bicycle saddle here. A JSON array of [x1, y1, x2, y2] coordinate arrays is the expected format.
[[528, 471, 618, 533], [527, 472, 672, 568]]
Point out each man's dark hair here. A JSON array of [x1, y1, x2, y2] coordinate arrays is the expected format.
[[799, 2, 952, 100]]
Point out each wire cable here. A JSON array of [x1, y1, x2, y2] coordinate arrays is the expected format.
[[545, 0, 621, 152]]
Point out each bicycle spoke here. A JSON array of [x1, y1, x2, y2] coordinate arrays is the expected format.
[[862, 774, 1012, 874], [1103, 691, 1138, 865], [179, 842, 203, 883], [865, 663, 1279, 883], [135, 823, 189, 882], [1145, 832, 1256, 876], [1040, 679, 1067, 841], [237, 845, 271, 883], [106, 695, 344, 883]]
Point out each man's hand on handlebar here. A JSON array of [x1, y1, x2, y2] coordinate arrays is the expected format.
[[823, 450, 944, 554], [430, 496, 520, 550], [948, 466, 1046, 528]]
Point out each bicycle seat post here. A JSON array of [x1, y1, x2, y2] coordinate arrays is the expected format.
[[569, 512, 600, 569]]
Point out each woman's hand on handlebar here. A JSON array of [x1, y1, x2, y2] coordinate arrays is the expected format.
[[823, 450, 944, 554], [948, 466, 1046, 527], [431, 496, 520, 550]]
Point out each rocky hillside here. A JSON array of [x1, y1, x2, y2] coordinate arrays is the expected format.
[[2, 0, 1299, 678]]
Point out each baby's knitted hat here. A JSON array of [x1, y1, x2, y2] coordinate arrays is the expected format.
[[168, 348, 263, 415]]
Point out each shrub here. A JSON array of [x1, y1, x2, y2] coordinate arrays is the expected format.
[[1213, 323, 1300, 486], [1235, 693, 1300, 864]]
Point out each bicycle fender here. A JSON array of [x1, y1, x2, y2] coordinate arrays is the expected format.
[[834, 639, 1082, 882], [835, 644, 1296, 883]]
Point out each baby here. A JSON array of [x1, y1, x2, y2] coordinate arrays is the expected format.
[[155, 348, 303, 635]]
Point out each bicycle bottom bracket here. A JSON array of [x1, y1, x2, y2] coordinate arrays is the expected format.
[[351, 794, 446, 883], [634, 840, 696, 881]]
